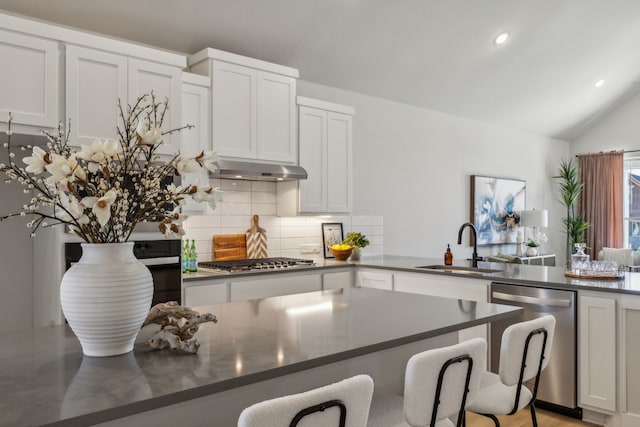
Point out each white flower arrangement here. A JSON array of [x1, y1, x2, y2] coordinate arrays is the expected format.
[[0, 93, 222, 243]]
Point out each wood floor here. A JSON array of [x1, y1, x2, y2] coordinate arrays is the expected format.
[[465, 408, 599, 427]]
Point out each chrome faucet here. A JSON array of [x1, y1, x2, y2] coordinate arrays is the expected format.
[[457, 222, 481, 268]]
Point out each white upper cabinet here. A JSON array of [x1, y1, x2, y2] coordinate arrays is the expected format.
[[326, 111, 353, 213], [128, 59, 182, 155], [189, 48, 298, 164], [66, 45, 183, 154], [180, 72, 211, 212], [65, 45, 127, 146], [0, 29, 59, 129], [257, 71, 297, 162], [211, 61, 257, 159], [297, 97, 354, 214]]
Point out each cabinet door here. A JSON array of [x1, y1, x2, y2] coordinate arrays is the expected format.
[[0, 29, 59, 128], [66, 45, 127, 145], [326, 112, 352, 213], [212, 61, 257, 159], [129, 59, 182, 156], [298, 106, 327, 212], [180, 77, 210, 212], [323, 270, 352, 291], [621, 296, 640, 424], [183, 280, 228, 307], [578, 294, 616, 412], [257, 71, 297, 163]]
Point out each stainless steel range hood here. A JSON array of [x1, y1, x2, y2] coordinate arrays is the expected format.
[[210, 159, 308, 181]]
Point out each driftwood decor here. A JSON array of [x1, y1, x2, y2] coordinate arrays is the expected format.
[[142, 301, 217, 354]]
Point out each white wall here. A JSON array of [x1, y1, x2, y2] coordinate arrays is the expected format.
[[182, 179, 384, 261], [571, 88, 640, 155], [298, 80, 570, 262]]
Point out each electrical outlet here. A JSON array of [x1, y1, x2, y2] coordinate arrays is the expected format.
[[300, 243, 321, 254]]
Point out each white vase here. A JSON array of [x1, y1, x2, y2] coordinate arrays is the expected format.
[[60, 242, 153, 357], [349, 247, 362, 261], [526, 246, 539, 256]]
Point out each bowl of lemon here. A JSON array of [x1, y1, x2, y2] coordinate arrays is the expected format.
[[330, 244, 353, 261]]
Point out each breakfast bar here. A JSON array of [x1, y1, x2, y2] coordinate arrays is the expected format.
[[1, 287, 521, 426]]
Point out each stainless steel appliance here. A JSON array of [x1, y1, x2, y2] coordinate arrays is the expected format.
[[198, 257, 315, 273], [65, 240, 182, 306], [490, 282, 582, 419]]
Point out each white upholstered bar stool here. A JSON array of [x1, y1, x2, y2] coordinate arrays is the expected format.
[[237, 374, 374, 427], [367, 337, 487, 427], [466, 315, 556, 427]]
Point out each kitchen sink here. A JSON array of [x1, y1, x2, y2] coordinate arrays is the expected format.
[[415, 265, 503, 275]]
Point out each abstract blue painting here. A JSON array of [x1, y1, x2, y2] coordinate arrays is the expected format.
[[471, 175, 526, 245]]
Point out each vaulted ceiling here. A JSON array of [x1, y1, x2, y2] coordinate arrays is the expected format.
[[2, 0, 640, 141]]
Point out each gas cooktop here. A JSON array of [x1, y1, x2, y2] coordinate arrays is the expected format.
[[198, 257, 315, 273]]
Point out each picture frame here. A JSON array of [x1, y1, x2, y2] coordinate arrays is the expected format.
[[322, 223, 344, 258], [470, 175, 526, 246]]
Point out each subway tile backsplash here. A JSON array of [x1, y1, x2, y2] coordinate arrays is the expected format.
[[182, 179, 383, 260]]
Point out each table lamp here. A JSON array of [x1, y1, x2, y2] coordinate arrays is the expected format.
[[520, 209, 549, 244]]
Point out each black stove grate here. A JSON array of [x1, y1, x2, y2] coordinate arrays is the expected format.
[[199, 257, 315, 272]]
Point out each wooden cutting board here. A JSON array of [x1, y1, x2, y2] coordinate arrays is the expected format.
[[246, 215, 268, 259], [213, 234, 247, 260]]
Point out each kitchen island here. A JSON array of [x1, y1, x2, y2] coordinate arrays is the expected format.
[[0, 287, 520, 426]]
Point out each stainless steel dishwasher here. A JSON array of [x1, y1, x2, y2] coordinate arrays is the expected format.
[[490, 282, 581, 419]]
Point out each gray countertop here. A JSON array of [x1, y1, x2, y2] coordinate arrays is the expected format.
[[185, 254, 640, 295], [1, 287, 520, 426], [355, 255, 640, 294]]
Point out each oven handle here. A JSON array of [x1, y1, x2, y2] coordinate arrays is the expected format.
[[140, 256, 180, 266], [491, 291, 572, 308]]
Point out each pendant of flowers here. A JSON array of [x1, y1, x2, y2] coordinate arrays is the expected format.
[[0, 92, 222, 242]]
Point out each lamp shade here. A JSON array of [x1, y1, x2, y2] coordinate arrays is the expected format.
[[520, 209, 548, 227]]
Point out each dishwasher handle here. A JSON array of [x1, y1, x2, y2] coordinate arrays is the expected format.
[[491, 291, 572, 308]]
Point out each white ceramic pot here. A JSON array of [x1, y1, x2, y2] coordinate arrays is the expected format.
[[60, 243, 153, 357], [526, 246, 539, 256], [349, 247, 362, 261]]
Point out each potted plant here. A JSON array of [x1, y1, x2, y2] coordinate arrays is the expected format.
[[0, 93, 222, 356], [342, 231, 370, 260], [553, 159, 590, 265], [526, 238, 540, 256]]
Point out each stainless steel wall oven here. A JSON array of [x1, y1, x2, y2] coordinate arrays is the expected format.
[[64, 239, 182, 306]]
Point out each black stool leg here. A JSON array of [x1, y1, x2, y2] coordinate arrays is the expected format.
[[530, 402, 538, 427]]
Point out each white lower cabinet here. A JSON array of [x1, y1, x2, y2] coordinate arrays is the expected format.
[[183, 279, 228, 307], [322, 269, 352, 291], [184, 271, 323, 306], [230, 271, 321, 302], [355, 269, 394, 290], [578, 293, 617, 413], [620, 295, 640, 425], [394, 272, 489, 344]]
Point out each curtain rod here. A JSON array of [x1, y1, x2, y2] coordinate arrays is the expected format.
[[575, 149, 640, 158]]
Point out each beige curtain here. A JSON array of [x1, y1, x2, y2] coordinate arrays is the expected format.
[[578, 151, 624, 259]]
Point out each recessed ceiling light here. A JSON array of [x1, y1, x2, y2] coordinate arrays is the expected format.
[[494, 32, 510, 45], [594, 79, 605, 88]]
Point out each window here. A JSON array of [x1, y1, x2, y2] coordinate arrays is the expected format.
[[623, 156, 640, 249]]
